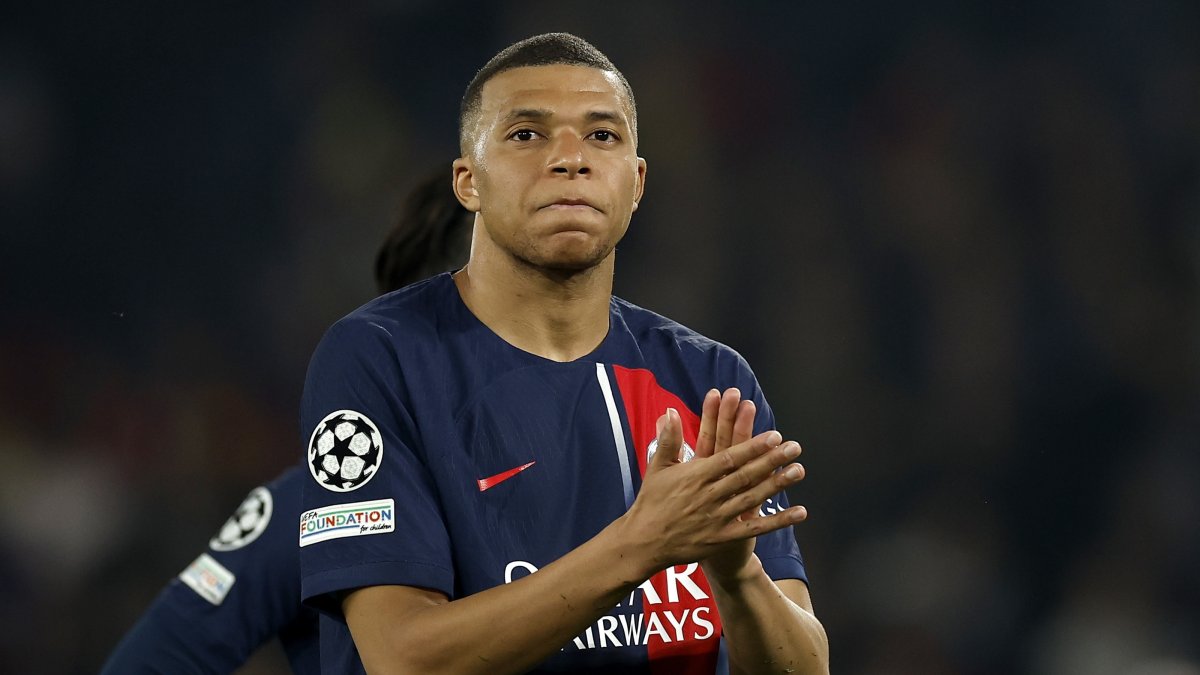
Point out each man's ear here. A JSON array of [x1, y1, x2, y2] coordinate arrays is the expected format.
[[632, 156, 647, 212], [452, 158, 481, 212]]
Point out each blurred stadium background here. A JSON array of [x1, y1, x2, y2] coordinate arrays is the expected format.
[[1, 1, 1197, 673]]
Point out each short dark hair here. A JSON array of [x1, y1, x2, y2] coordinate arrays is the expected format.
[[373, 168, 473, 294], [458, 32, 637, 155]]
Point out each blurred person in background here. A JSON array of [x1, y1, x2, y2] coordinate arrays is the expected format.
[[298, 33, 828, 674], [99, 168, 472, 675]]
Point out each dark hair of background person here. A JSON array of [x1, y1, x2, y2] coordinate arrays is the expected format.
[[457, 31, 638, 154], [374, 169, 473, 294]]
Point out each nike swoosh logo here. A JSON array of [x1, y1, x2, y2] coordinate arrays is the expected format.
[[477, 461, 536, 492]]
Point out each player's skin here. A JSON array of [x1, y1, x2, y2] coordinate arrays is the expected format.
[[695, 388, 831, 675], [343, 63, 830, 675]]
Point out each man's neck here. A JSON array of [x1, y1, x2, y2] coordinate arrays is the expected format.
[[454, 253, 614, 363]]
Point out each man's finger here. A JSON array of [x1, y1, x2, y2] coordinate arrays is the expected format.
[[694, 389, 720, 458], [731, 400, 754, 448], [713, 388, 741, 453], [650, 407, 684, 470], [712, 440, 801, 496], [718, 506, 808, 542], [719, 462, 805, 519], [698, 429, 782, 481]]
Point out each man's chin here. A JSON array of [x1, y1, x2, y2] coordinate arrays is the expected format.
[[520, 244, 614, 275]]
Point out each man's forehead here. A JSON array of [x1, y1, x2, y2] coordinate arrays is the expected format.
[[479, 65, 631, 121]]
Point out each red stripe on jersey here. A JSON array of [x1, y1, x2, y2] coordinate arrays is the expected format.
[[612, 366, 722, 675]]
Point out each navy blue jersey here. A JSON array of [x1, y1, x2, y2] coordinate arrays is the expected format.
[[102, 466, 319, 675], [299, 273, 806, 674]]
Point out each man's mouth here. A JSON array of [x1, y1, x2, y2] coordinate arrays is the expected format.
[[543, 198, 600, 211]]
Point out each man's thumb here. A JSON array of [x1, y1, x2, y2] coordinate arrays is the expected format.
[[652, 408, 683, 468]]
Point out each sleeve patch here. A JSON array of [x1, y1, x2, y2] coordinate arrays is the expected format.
[[307, 410, 385, 492], [209, 486, 273, 551], [299, 498, 396, 547], [178, 553, 236, 606]]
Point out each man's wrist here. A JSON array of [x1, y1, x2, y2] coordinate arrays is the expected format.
[[703, 554, 766, 593], [602, 513, 668, 582]]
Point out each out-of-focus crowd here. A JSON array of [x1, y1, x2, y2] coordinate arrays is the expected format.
[[1, 2, 1196, 673]]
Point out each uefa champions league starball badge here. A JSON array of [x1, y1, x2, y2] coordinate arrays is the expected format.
[[210, 486, 273, 551], [308, 410, 384, 492]]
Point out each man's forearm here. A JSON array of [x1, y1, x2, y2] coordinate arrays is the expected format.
[[347, 516, 655, 675], [708, 556, 830, 675], [346, 424, 806, 675]]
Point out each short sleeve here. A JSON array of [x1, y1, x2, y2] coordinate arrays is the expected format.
[[740, 357, 809, 585], [298, 317, 454, 617], [101, 467, 319, 675]]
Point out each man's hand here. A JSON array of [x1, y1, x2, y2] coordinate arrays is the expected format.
[[618, 403, 806, 575], [693, 388, 807, 584]]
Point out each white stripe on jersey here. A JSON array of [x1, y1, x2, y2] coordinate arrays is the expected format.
[[596, 363, 635, 509]]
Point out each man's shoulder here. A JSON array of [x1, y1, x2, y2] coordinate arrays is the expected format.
[[326, 274, 454, 345], [612, 296, 747, 365], [265, 465, 307, 506]]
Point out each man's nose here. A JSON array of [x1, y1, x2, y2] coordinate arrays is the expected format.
[[546, 133, 590, 177]]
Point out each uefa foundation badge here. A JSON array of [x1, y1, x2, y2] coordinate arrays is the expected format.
[[308, 410, 384, 492], [299, 498, 395, 546]]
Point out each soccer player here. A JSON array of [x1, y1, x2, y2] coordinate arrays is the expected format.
[[99, 168, 472, 675], [298, 33, 829, 674]]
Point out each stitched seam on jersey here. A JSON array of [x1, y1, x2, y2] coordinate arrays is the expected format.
[[757, 553, 805, 565], [305, 558, 453, 574], [595, 363, 635, 509]]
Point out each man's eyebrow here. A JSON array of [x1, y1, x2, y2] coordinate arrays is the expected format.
[[499, 108, 628, 127], [585, 110, 626, 126], [501, 108, 551, 125]]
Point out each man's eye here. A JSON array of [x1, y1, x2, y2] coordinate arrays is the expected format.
[[512, 130, 536, 141], [591, 130, 616, 142]]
